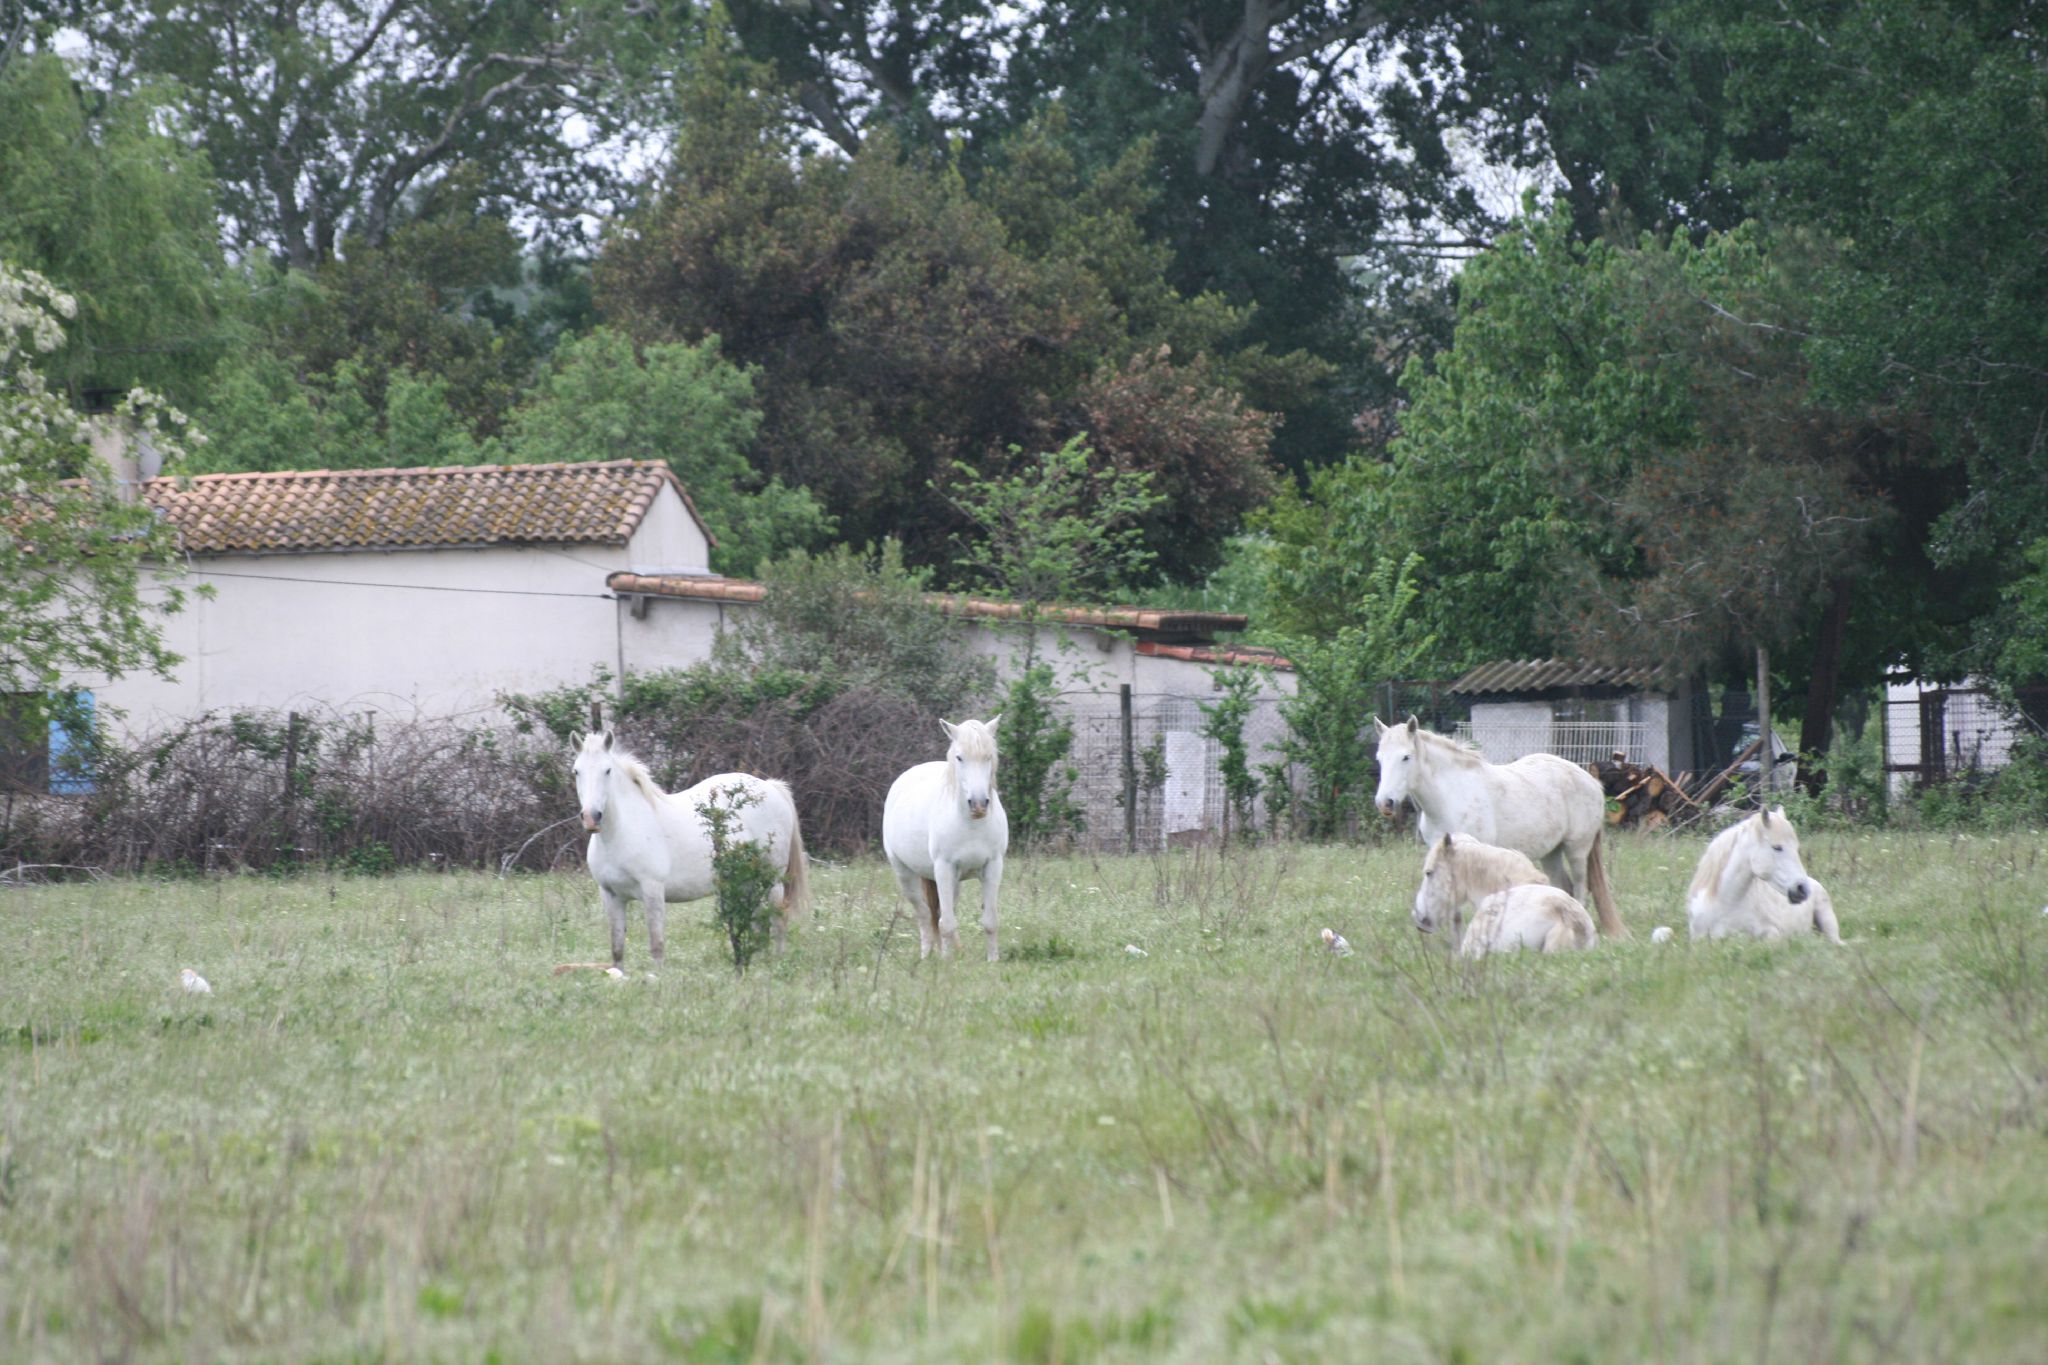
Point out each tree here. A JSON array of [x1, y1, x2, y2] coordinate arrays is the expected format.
[[597, 43, 1281, 570], [939, 436, 1165, 616], [1, 260, 201, 735], [0, 51, 239, 409], [1265, 553, 1434, 838], [1704, 0, 2048, 691], [56, 0, 664, 268], [1271, 212, 1965, 789], [499, 327, 830, 576]]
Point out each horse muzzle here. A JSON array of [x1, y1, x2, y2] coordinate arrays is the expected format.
[[581, 810, 603, 833], [1376, 798, 1398, 820], [1787, 880, 1810, 905]]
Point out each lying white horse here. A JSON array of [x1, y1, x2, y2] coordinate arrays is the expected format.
[[572, 731, 809, 965], [1375, 716, 1627, 939], [882, 716, 1008, 961], [1414, 832, 1598, 957], [1687, 805, 1841, 944]]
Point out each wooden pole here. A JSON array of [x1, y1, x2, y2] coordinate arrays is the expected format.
[[1120, 684, 1137, 854], [1755, 646, 1772, 798], [589, 699, 604, 735]]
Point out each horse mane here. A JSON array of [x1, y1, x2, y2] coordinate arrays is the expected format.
[[1690, 808, 1795, 901], [618, 754, 669, 807], [1412, 726, 1485, 767], [943, 719, 1000, 794], [1689, 812, 1762, 901]]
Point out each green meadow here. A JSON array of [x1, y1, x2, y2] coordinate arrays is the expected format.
[[3, 831, 2045, 1362]]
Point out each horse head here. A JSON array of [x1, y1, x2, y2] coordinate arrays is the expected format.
[[942, 714, 1002, 820], [1413, 832, 1461, 933], [1374, 715, 1422, 819], [1744, 805, 1813, 904], [571, 729, 616, 833]]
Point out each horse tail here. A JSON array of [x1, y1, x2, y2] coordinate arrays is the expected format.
[[1586, 832, 1629, 939], [782, 808, 812, 926]]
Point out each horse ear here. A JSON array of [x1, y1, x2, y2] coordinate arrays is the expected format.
[[1373, 716, 1388, 736], [985, 712, 1002, 731], [940, 718, 959, 740], [603, 728, 614, 750], [1438, 833, 1454, 854], [1770, 804, 1786, 821], [1405, 714, 1419, 735]]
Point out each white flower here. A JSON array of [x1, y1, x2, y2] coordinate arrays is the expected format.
[[179, 967, 212, 994]]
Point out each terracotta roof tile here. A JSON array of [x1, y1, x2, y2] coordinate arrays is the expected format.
[[605, 573, 1250, 639], [143, 461, 706, 554]]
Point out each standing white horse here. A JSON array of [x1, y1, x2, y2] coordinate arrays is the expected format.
[[1414, 832, 1598, 956], [1374, 716, 1627, 939], [1687, 805, 1841, 944], [572, 731, 809, 966], [882, 716, 1008, 961]]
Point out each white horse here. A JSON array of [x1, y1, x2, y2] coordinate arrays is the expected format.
[[572, 731, 810, 966], [1374, 716, 1627, 939], [882, 716, 1008, 961], [1687, 805, 1841, 944], [1414, 832, 1598, 957]]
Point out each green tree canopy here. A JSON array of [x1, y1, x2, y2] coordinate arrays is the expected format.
[[0, 51, 238, 408], [597, 41, 1283, 578], [499, 327, 831, 577], [1, 259, 201, 727]]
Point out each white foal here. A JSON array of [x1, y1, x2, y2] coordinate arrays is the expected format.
[[1687, 805, 1841, 944], [1414, 832, 1598, 957]]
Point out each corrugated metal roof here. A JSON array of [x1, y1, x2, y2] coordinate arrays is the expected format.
[[142, 460, 706, 554], [1450, 658, 1667, 695]]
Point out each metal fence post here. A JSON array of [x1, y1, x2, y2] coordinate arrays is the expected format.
[[1120, 684, 1136, 854]]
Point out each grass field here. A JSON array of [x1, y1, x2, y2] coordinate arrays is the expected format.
[[3, 828, 2046, 1362]]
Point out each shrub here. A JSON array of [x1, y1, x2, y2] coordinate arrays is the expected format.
[[998, 664, 1083, 847]]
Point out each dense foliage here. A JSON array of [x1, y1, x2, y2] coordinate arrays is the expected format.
[[5, 0, 2046, 791]]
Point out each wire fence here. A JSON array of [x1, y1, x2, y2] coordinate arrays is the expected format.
[[1453, 718, 1658, 767], [1884, 686, 2042, 787], [1055, 683, 1465, 851]]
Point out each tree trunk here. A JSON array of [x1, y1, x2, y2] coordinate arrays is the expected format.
[[1796, 577, 1854, 798]]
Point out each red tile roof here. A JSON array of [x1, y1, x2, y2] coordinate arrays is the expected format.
[[142, 461, 707, 555], [606, 573, 1251, 639], [1135, 640, 1293, 669]]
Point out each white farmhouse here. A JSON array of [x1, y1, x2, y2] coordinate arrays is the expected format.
[[85, 460, 719, 726]]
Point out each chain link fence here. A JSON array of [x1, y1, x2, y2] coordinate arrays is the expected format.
[[1054, 683, 1464, 851], [1884, 685, 2042, 790]]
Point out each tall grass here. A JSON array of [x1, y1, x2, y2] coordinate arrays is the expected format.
[[2, 830, 2044, 1361]]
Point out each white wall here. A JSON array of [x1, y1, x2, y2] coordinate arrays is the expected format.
[[76, 484, 713, 730], [1468, 701, 1554, 762]]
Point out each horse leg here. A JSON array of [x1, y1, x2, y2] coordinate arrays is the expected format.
[[1540, 915, 1574, 954], [1542, 849, 1572, 894], [640, 878, 668, 964], [979, 856, 1004, 963], [890, 864, 936, 958], [602, 885, 629, 968], [933, 863, 963, 958]]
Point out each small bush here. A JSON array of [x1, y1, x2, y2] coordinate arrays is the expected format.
[[700, 781, 781, 973]]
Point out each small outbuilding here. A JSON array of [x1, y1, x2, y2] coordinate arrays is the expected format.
[[1449, 659, 1703, 776]]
